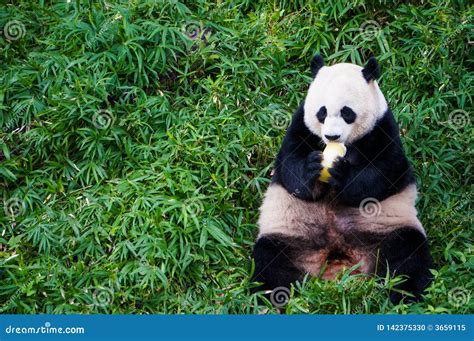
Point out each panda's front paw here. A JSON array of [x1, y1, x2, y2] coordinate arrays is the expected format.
[[305, 151, 323, 180], [291, 151, 323, 200], [328, 157, 350, 189]]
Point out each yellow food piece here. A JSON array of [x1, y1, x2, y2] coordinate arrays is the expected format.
[[319, 167, 332, 183], [318, 142, 347, 183]]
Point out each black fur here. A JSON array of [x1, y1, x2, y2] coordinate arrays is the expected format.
[[340, 106, 357, 124], [362, 56, 381, 82], [252, 235, 307, 293], [311, 54, 324, 78], [376, 227, 433, 303], [252, 228, 433, 305], [273, 104, 414, 206], [272, 103, 328, 201], [328, 109, 415, 206], [316, 106, 327, 123], [253, 57, 432, 306]]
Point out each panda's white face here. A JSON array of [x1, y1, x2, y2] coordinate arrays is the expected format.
[[303, 63, 388, 144]]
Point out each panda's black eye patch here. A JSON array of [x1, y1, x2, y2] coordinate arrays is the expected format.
[[316, 106, 327, 123], [341, 106, 356, 124]]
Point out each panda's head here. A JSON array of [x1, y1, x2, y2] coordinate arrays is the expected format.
[[303, 55, 388, 144]]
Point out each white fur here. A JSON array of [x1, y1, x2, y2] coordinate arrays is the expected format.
[[257, 183, 425, 278], [258, 183, 424, 238], [257, 184, 331, 238], [303, 63, 388, 144]]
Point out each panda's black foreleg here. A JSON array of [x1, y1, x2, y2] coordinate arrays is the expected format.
[[376, 227, 433, 304], [277, 151, 327, 201], [252, 235, 305, 299]]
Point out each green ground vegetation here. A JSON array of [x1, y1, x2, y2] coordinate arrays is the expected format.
[[0, 0, 472, 314]]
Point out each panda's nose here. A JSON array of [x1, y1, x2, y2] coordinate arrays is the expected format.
[[324, 134, 340, 141]]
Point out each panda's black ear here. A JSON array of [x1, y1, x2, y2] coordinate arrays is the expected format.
[[362, 57, 380, 82], [311, 54, 324, 78]]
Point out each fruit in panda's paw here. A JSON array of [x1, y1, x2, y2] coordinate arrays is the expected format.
[[318, 142, 347, 183]]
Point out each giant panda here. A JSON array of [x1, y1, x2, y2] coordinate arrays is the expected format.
[[252, 55, 433, 304]]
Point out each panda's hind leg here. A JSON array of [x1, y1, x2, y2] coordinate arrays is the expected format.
[[376, 227, 433, 304], [252, 234, 308, 298]]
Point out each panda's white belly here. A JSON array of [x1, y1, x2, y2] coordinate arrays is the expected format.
[[257, 183, 425, 279]]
